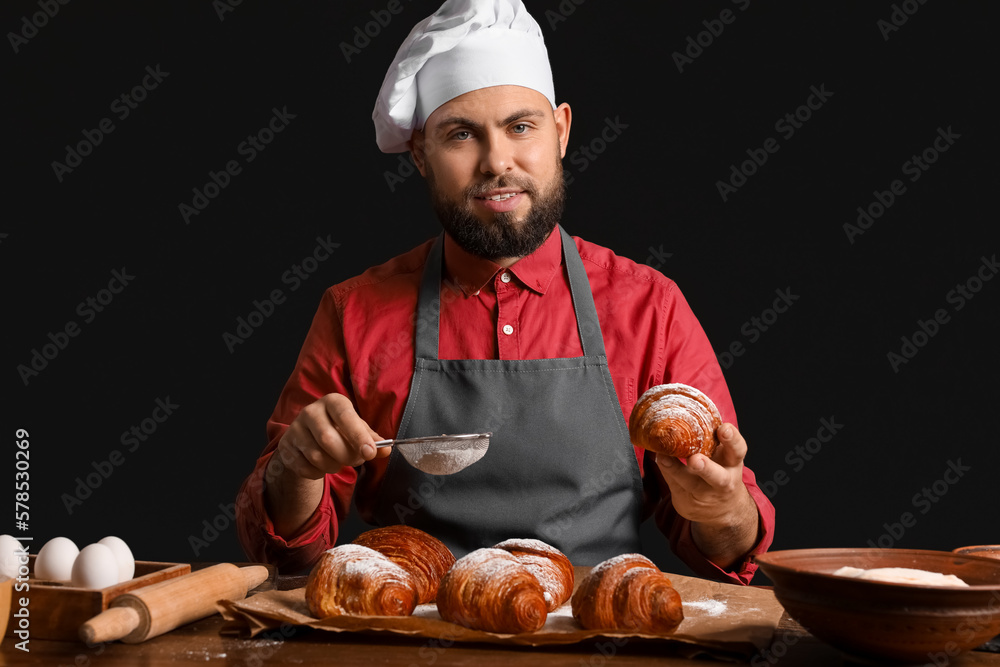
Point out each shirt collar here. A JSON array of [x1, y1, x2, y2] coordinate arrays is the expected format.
[[442, 227, 563, 297]]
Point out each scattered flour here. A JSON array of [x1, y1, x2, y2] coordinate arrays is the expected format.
[[683, 598, 728, 617], [181, 650, 228, 660]]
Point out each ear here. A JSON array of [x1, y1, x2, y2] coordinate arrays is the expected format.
[[553, 103, 572, 159], [408, 129, 428, 177]]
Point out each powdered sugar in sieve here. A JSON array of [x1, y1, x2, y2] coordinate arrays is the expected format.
[[375, 433, 491, 475]]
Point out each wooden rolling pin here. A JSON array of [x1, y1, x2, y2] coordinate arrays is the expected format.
[[79, 563, 268, 644]]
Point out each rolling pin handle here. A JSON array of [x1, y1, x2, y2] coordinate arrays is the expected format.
[[241, 565, 270, 592], [79, 605, 141, 645]]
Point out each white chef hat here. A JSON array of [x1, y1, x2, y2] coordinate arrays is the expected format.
[[372, 0, 556, 153]]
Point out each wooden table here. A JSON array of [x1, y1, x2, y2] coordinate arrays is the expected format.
[[5, 576, 1000, 666], [5, 613, 1000, 666]]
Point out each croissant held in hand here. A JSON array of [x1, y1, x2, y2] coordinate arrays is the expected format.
[[629, 383, 722, 458], [572, 553, 683, 634], [493, 538, 574, 612], [437, 548, 548, 633], [305, 544, 418, 618], [353, 524, 456, 604]]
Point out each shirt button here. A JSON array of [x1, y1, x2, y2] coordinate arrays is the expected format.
[[500, 272, 511, 283], [502, 324, 514, 335]]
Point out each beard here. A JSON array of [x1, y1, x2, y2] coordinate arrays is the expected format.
[[426, 162, 566, 262]]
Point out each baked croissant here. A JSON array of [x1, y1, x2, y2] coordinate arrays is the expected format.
[[629, 383, 722, 457], [437, 548, 548, 633], [572, 553, 683, 633], [493, 538, 574, 612], [305, 544, 418, 618], [352, 524, 456, 604]]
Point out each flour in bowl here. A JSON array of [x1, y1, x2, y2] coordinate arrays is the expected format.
[[832, 566, 969, 586]]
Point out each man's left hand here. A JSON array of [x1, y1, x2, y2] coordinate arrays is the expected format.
[[654, 423, 760, 569]]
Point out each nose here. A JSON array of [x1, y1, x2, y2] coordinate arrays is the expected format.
[[478, 132, 514, 176]]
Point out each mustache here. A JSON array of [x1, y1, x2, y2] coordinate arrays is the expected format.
[[465, 176, 536, 199]]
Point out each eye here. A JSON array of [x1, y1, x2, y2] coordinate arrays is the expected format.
[[512, 124, 529, 134], [452, 130, 472, 141]]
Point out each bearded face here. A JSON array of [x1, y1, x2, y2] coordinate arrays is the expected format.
[[426, 158, 565, 261], [412, 85, 573, 263]]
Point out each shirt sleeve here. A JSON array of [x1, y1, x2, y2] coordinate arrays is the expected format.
[[235, 289, 359, 573], [647, 282, 776, 585]]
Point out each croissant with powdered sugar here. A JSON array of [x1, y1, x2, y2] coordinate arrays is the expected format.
[[437, 548, 548, 633], [353, 524, 456, 604], [493, 538, 574, 612], [571, 553, 683, 633], [629, 383, 722, 458], [305, 544, 417, 618]]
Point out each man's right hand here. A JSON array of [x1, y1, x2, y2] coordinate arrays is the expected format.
[[264, 394, 388, 536], [270, 393, 387, 480]]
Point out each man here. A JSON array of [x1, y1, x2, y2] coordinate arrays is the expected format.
[[236, 0, 774, 584]]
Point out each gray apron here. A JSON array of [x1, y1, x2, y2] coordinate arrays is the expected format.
[[372, 225, 643, 565]]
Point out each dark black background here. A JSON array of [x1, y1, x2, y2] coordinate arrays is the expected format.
[[4, 0, 997, 581]]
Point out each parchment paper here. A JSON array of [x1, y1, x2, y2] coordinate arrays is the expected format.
[[217, 568, 784, 658]]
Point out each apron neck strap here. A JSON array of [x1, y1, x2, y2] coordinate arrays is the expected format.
[[558, 225, 607, 358], [415, 224, 607, 360]]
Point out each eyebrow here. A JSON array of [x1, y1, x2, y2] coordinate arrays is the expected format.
[[433, 108, 547, 134]]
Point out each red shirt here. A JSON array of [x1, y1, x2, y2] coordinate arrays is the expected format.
[[236, 229, 776, 583]]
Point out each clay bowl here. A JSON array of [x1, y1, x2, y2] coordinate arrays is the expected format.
[[755, 548, 1000, 664], [954, 545, 1000, 561]]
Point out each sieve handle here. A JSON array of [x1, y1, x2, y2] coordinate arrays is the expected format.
[[373, 432, 491, 448]]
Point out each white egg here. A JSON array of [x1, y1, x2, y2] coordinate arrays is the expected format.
[[35, 537, 80, 581], [71, 544, 119, 589], [97, 536, 135, 582], [0, 534, 25, 579]]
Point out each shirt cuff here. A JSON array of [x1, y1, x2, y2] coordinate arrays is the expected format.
[[670, 511, 767, 586], [260, 476, 335, 549], [236, 451, 337, 574]]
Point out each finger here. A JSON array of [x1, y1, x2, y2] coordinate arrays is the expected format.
[[713, 423, 748, 467], [301, 412, 365, 468], [684, 453, 732, 489], [655, 453, 708, 496], [364, 424, 392, 459], [365, 424, 390, 457], [321, 394, 379, 459], [298, 396, 369, 465], [274, 430, 329, 480], [286, 422, 345, 472], [656, 446, 736, 493]]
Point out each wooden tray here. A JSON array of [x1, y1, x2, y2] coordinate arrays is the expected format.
[[6, 555, 191, 641]]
